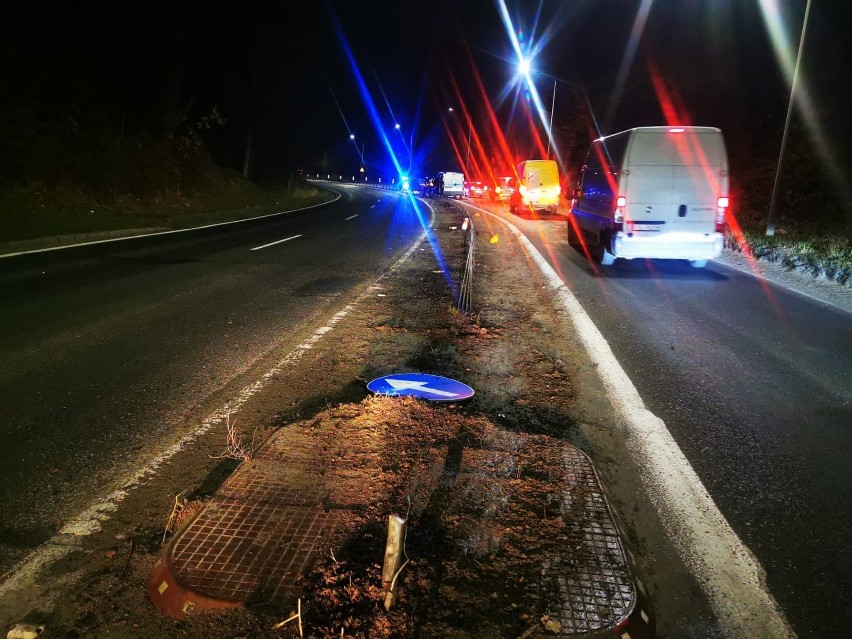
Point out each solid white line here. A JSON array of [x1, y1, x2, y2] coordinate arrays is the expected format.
[[0, 192, 342, 259], [345, 214, 359, 220], [0, 199, 437, 607], [250, 234, 302, 251], [463, 202, 794, 638]]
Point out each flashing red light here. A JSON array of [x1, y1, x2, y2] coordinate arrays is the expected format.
[[668, 127, 685, 133], [616, 196, 627, 208], [717, 196, 729, 209]]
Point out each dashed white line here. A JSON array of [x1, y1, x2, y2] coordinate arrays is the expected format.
[[250, 234, 303, 251], [345, 214, 359, 220], [465, 202, 794, 638]]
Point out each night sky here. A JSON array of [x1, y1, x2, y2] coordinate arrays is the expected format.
[[1, 0, 848, 182]]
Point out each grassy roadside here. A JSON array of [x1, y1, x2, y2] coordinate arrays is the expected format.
[[0, 173, 333, 249], [726, 229, 852, 286]]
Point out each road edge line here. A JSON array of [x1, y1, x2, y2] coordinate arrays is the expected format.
[[0, 191, 342, 260]]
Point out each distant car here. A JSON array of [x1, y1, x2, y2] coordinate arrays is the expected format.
[[464, 181, 488, 198], [491, 176, 517, 202]]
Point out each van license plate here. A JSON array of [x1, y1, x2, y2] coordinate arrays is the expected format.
[[631, 223, 660, 231]]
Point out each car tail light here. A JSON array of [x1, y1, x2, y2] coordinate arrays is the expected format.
[[615, 195, 626, 223], [519, 185, 527, 197], [495, 186, 502, 194], [716, 196, 729, 232]]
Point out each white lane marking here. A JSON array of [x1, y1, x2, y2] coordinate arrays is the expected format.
[[250, 234, 302, 251], [345, 214, 359, 220], [0, 199, 437, 606], [0, 192, 342, 260], [464, 202, 794, 638]]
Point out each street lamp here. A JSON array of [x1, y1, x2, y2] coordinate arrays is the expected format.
[[447, 107, 472, 178], [393, 123, 413, 174], [765, 0, 812, 237], [349, 133, 365, 166], [518, 58, 558, 160]]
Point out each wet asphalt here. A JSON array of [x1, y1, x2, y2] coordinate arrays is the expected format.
[[0, 185, 426, 573], [504, 209, 852, 637]]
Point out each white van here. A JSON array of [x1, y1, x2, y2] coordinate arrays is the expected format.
[[439, 171, 465, 198], [569, 126, 729, 267]]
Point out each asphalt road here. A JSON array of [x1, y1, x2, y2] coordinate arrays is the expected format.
[[0, 184, 428, 573], [493, 205, 852, 637]]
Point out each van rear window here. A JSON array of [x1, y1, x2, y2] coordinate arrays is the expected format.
[[629, 131, 724, 167]]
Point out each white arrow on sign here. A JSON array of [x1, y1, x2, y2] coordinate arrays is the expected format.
[[385, 379, 459, 398]]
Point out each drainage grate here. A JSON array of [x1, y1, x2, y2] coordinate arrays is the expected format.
[[171, 498, 340, 602], [542, 446, 636, 634], [168, 431, 343, 604]]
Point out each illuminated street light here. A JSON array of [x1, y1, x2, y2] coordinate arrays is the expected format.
[[349, 133, 355, 140], [447, 107, 473, 178], [393, 123, 413, 174], [517, 57, 558, 161]]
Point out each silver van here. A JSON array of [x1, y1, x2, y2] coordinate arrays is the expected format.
[[569, 126, 729, 267]]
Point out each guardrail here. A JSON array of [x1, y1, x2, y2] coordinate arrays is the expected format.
[[458, 209, 475, 313], [306, 174, 396, 190]]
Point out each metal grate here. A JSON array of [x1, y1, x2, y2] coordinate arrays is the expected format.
[[169, 431, 343, 604], [542, 446, 635, 634]]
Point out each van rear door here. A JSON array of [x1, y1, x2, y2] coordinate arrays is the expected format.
[[622, 128, 726, 235]]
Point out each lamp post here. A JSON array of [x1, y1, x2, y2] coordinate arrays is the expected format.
[[518, 56, 559, 161], [349, 133, 365, 166], [765, 0, 812, 237], [447, 108, 472, 177], [546, 80, 556, 160], [393, 123, 413, 174]]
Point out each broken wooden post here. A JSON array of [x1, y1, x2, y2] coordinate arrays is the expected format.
[[381, 514, 407, 610]]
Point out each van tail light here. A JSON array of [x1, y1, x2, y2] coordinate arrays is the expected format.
[[668, 127, 685, 133], [615, 195, 626, 223], [495, 186, 502, 194], [716, 196, 729, 232]]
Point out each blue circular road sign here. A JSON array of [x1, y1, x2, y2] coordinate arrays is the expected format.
[[366, 373, 474, 402]]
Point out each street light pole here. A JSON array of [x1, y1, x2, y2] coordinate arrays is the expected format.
[[466, 117, 472, 178], [546, 79, 556, 160], [765, 0, 812, 237]]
